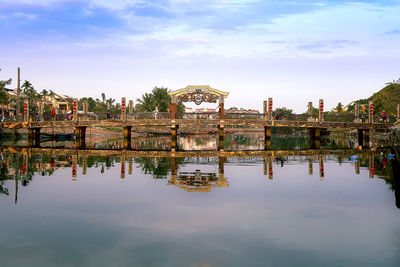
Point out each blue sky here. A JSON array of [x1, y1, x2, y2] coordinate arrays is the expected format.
[[1, 0, 400, 112]]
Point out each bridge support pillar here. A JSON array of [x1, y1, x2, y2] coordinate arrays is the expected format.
[[28, 127, 41, 147], [358, 129, 370, 148], [82, 157, 87, 175], [264, 126, 271, 150], [319, 155, 324, 180], [121, 155, 126, 179], [263, 157, 273, 179], [123, 126, 132, 150], [72, 155, 77, 180], [308, 158, 313, 175], [218, 124, 224, 151], [74, 126, 86, 148], [369, 153, 374, 178], [310, 128, 321, 149], [171, 125, 178, 151]]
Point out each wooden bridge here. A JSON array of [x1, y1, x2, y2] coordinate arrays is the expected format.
[[0, 85, 398, 150]]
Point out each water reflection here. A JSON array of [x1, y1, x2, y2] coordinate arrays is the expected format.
[[1, 148, 398, 208]]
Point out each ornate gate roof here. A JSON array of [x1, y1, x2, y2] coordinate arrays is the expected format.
[[168, 85, 228, 105]]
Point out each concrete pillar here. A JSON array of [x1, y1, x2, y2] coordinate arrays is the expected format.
[[354, 102, 360, 122], [123, 126, 132, 150], [357, 129, 364, 147], [319, 99, 324, 122], [129, 100, 133, 119], [218, 124, 224, 151], [308, 102, 313, 120], [364, 129, 370, 148], [170, 96, 177, 119], [121, 97, 126, 121], [171, 124, 178, 151], [263, 100, 267, 120], [75, 126, 86, 148], [28, 127, 40, 147], [355, 160, 360, 174], [268, 157, 273, 179], [73, 99, 78, 121], [219, 157, 226, 178], [310, 128, 321, 149], [83, 100, 88, 114], [267, 97, 273, 121], [319, 155, 324, 180], [369, 153, 374, 178], [264, 126, 271, 150], [82, 157, 87, 175], [121, 155, 126, 179], [308, 158, 313, 175], [128, 157, 133, 175], [369, 100, 374, 124], [219, 96, 225, 119]]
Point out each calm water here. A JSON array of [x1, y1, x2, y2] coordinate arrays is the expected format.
[[0, 144, 399, 266]]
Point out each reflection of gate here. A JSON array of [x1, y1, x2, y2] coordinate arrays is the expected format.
[[168, 85, 229, 119]]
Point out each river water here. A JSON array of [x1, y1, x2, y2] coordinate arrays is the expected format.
[[0, 134, 399, 267]]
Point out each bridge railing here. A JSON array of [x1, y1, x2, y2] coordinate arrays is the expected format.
[[134, 112, 169, 120]]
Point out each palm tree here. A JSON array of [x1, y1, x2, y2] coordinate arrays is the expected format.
[[152, 87, 171, 112], [0, 77, 11, 116], [21, 80, 38, 104], [136, 93, 155, 112]]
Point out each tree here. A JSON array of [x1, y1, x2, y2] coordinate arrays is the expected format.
[[333, 102, 343, 113], [136, 93, 155, 112], [152, 87, 170, 112], [21, 80, 39, 104], [0, 76, 12, 115]]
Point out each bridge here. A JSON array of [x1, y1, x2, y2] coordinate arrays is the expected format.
[[1, 85, 398, 150]]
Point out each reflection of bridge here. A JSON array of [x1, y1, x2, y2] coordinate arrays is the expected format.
[[1, 85, 397, 150], [1, 147, 397, 205]]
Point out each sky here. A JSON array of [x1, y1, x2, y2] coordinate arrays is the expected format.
[[0, 0, 400, 112]]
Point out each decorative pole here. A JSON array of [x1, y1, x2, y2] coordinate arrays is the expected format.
[[121, 97, 126, 121], [73, 99, 78, 121], [129, 100, 133, 119], [23, 101, 28, 122], [319, 99, 324, 122], [369, 100, 374, 123], [263, 100, 267, 120], [268, 97, 273, 121]]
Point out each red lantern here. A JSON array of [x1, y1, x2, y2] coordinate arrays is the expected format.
[[122, 101, 126, 112], [73, 101, 77, 113], [268, 101, 273, 112], [23, 103, 27, 114], [370, 104, 374, 114]]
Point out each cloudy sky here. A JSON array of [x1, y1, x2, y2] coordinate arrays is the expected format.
[[0, 0, 399, 112]]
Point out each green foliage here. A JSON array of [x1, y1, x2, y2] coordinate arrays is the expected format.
[[370, 83, 400, 115], [79, 93, 120, 113], [21, 80, 40, 103], [0, 77, 11, 108], [135, 86, 185, 114], [274, 107, 293, 115]]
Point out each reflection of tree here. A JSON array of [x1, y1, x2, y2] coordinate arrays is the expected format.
[[134, 157, 184, 179]]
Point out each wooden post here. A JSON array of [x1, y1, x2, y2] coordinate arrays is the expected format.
[[268, 97, 273, 121], [121, 97, 126, 121], [264, 126, 271, 150], [355, 161, 360, 174], [397, 104, 400, 121], [369, 100, 374, 124], [354, 102, 360, 122], [219, 96, 225, 119], [218, 124, 224, 151], [357, 129, 364, 147], [319, 99, 324, 122], [123, 126, 132, 150], [364, 129, 370, 148]]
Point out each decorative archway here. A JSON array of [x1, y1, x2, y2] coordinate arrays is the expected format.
[[168, 85, 229, 119]]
